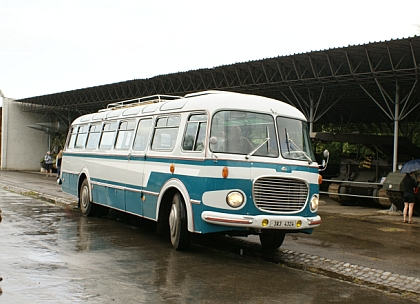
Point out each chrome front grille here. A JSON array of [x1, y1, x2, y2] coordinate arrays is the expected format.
[[253, 177, 308, 212]]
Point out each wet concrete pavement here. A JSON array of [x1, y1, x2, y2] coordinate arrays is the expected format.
[[0, 170, 420, 303]]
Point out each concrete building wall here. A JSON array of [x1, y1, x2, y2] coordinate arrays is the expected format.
[[0, 107, 2, 165], [1, 98, 50, 171]]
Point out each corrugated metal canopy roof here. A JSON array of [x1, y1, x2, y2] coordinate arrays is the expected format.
[[16, 36, 420, 126]]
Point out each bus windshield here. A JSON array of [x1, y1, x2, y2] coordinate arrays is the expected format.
[[210, 110, 278, 157], [277, 116, 315, 162]]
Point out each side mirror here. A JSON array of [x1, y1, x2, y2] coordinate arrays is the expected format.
[[319, 149, 329, 172], [209, 136, 218, 145]]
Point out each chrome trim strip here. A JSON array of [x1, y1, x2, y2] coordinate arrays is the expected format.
[[89, 181, 160, 196], [142, 190, 159, 196], [202, 211, 321, 229], [91, 180, 125, 190]]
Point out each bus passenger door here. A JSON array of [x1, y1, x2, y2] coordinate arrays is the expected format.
[[125, 153, 145, 215], [125, 118, 153, 216]]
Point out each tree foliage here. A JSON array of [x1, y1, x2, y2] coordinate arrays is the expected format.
[[312, 121, 420, 165]]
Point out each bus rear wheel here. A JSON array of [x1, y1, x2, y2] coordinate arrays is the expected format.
[[259, 230, 285, 251], [79, 179, 109, 217], [79, 179, 94, 216], [169, 192, 192, 250]]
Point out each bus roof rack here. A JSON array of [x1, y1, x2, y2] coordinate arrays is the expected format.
[[101, 94, 183, 111], [184, 90, 226, 98]]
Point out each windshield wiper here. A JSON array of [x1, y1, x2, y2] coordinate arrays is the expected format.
[[288, 138, 313, 164], [285, 129, 291, 153], [246, 137, 269, 159], [246, 126, 270, 159]]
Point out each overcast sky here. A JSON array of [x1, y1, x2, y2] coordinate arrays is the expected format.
[[1, 0, 419, 101]]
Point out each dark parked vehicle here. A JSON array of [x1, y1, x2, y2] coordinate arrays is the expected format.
[[312, 132, 420, 208]]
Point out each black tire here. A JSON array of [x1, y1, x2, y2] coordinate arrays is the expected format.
[[259, 230, 286, 251], [79, 179, 95, 216], [386, 190, 405, 212], [79, 179, 109, 217], [169, 192, 192, 250], [387, 190, 420, 216]]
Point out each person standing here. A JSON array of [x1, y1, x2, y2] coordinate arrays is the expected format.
[[402, 171, 419, 224], [44, 151, 53, 177], [56, 150, 63, 179]]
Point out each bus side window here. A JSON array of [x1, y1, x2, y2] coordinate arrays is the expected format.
[[195, 123, 206, 151], [182, 113, 207, 152], [151, 116, 180, 151], [67, 127, 77, 149], [133, 118, 153, 151], [99, 122, 118, 150], [75, 125, 88, 149], [86, 124, 101, 150], [115, 120, 135, 150]]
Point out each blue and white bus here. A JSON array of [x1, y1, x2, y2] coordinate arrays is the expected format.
[[61, 90, 324, 250]]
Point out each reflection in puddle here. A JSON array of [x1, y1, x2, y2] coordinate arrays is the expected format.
[[76, 216, 91, 252]]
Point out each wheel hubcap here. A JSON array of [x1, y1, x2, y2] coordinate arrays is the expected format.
[[81, 186, 89, 209], [169, 203, 178, 239]]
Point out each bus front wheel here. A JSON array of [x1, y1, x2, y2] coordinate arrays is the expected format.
[[169, 192, 192, 250], [259, 230, 285, 251]]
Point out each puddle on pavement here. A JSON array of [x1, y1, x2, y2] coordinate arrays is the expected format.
[[378, 227, 406, 232]]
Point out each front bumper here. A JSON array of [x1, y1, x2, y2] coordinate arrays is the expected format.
[[201, 211, 321, 230]]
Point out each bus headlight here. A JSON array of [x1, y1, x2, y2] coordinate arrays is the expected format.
[[226, 191, 244, 208], [310, 195, 319, 212]]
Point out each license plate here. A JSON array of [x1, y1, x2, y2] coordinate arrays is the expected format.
[[270, 220, 295, 227]]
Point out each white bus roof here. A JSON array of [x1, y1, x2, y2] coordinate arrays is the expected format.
[[71, 90, 306, 125]]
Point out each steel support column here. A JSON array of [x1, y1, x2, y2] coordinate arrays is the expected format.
[[309, 96, 314, 133], [282, 86, 339, 133], [393, 84, 400, 172]]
